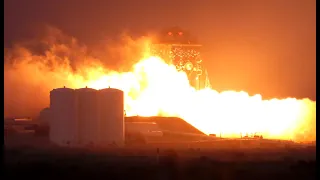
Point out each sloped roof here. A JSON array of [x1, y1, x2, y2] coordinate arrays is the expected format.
[[125, 116, 204, 135]]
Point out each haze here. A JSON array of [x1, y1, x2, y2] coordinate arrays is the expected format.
[[4, 0, 316, 115]]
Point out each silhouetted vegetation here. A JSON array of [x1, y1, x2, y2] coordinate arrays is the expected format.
[[4, 143, 316, 180]]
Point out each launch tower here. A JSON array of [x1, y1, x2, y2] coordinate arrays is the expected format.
[[150, 27, 211, 90]]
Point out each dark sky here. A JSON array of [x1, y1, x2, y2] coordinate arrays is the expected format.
[[4, 0, 316, 100]]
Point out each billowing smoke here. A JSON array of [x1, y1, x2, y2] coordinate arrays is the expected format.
[[4, 26, 150, 117], [4, 26, 316, 142]]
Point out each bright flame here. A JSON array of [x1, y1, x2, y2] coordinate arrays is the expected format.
[[79, 56, 315, 142], [4, 28, 316, 143]]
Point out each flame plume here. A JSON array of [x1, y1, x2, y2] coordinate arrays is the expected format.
[[4, 28, 316, 143]]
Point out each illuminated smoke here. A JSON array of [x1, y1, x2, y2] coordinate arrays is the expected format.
[[4, 27, 316, 142]]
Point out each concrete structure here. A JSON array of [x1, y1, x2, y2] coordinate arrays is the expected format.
[[125, 122, 163, 137], [49, 87, 78, 146], [75, 87, 99, 146], [98, 88, 125, 146]]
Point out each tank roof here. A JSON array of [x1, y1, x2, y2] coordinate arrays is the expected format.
[[75, 87, 97, 92], [50, 87, 74, 93], [99, 87, 123, 93]]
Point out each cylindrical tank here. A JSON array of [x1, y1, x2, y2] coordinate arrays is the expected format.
[[39, 107, 51, 126], [76, 87, 99, 146], [50, 87, 78, 146], [98, 88, 125, 146]]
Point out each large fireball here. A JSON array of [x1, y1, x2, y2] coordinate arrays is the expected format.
[[85, 56, 316, 142], [4, 28, 316, 143]]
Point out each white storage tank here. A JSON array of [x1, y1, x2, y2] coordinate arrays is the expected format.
[[98, 88, 125, 146], [76, 87, 99, 146], [49, 87, 78, 146]]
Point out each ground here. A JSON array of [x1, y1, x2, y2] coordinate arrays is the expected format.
[[4, 134, 316, 180]]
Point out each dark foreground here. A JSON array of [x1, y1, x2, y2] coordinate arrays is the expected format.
[[5, 142, 316, 180]]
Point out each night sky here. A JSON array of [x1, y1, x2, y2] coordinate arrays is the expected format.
[[4, 0, 316, 100]]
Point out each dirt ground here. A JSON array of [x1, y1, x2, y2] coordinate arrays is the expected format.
[[4, 134, 316, 180]]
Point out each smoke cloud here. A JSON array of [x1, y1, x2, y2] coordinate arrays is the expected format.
[[4, 26, 150, 117], [4, 26, 315, 142]]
